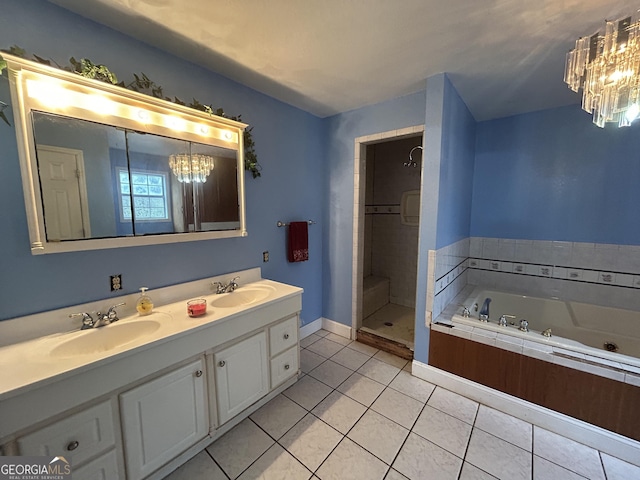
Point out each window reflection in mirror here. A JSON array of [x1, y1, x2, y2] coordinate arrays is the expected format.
[[31, 112, 241, 242]]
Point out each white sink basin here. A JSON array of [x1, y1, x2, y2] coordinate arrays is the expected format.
[[210, 285, 276, 308], [50, 318, 163, 357]]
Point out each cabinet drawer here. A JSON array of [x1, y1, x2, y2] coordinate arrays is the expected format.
[[269, 316, 298, 356], [18, 401, 115, 465], [72, 449, 121, 480], [270, 347, 298, 388]]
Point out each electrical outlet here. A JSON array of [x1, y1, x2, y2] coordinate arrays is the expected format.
[[263, 251, 269, 262], [110, 274, 122, 291]]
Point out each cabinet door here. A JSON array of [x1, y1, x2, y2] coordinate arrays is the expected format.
[[72, 449, 121, 480], [214, 331, 269, 425], [120, 358, 208, 480]]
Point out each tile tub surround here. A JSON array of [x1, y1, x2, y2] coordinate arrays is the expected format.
[[164, 330, 640, 480], [468, 237, 640, 312], [427, 238, 471, 319]]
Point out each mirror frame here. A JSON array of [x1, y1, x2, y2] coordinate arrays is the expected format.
[[4, 53, 248, 255]]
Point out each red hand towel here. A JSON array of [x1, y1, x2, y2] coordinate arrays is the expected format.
[[288, 221, 309, 262]]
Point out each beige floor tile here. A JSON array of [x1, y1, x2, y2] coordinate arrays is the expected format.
[[371, 387, 423, 429], [279, 414, 342, 472], [250, 394, 306, 440], [475, 405, 532, 451], [393, 432, 462, 480], [466, 429, 531, 480], [347, 341, 379, 356], [311, 390, 367, 434], [459, 462, 498, 480], [600, 453, 640, 480], [283, 374, 332, 410], [358, 357, 401, 385], [300, 333, 322, 349], [388, 370, 435, 403], [336, 372, 386, 407], [237, 443, 312, 480], [206, 418, 274, 479], [533, 455, 586, 480], [412, 405, 472, 458], [324, 331, 353, 346], [348, 409, 409, 465], [427, 386, 478, 424], [306, 338, 344, 358], [316, 437, 388, 480], [300, 349, 326, 373], [163, 451, 227, 480], [372, 350, 409, 369], [308, 359, 353, 388], [533, 427, 604, 480], [330, 347, 371, 371]]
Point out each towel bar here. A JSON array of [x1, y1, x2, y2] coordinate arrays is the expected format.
[[277, 220, 316, 227]]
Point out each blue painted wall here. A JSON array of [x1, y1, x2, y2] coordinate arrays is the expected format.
[[323, 91, 426, 328], [414, 74, 476, 364], [471, 105, 640, 245], [0, 0, 325, 324]]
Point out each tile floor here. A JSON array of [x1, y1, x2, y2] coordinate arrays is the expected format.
[[362, 303, 415, 348], [164, 329, 640, 480]]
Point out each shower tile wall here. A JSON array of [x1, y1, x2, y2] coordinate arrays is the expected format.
[[365, 138, 421, 309]]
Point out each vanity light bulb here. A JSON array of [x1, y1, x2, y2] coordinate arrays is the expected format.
[[198, 125, 209, 135], [224, 130, 233, 140], [166, 116, 186, 131], [26, 79, 70, 108], [137, 109, 150, 122], [85, 95, 116, 115]]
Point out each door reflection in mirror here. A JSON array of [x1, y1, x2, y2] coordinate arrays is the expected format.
[[31, 112, 240, 242]]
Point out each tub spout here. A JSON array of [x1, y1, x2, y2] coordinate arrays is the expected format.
[[479, 297, 491, 322]]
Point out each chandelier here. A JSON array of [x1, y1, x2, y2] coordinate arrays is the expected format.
[[564, 13, 640, 127], [169, 153, 214, 183]]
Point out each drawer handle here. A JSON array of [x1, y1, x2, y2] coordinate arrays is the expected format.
[[195, 370, 203, 377], [284, 364, 290, 370], [283, 333, 289, 340], [218, 360, 226, 367], [67, 440, 79, 451]]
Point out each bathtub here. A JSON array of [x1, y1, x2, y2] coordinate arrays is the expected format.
[[447, 287, 640, 372]]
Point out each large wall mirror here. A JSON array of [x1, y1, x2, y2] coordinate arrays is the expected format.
[[4, 53, 247, 254]]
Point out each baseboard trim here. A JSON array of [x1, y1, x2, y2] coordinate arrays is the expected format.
[[411, 361, 640, 467], [321, 317, 353, 339], [300, 318, 323, 339]]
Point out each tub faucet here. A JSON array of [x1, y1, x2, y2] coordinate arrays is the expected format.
[[519, 319, 529, 332], [479, 297, 491, 322], [499, 314, 516, 327]]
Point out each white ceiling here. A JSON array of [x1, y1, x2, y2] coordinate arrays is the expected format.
[[49, 0, 638, 121]]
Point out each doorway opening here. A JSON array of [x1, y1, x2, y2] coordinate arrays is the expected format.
[[352, 126, 424, 358]]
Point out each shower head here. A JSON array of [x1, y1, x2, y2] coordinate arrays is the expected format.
[[404, 145, 423, 167]]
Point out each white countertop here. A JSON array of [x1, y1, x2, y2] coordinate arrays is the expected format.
[[0, 277, 303, 402]]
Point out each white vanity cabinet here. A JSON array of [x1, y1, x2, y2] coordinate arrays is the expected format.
[[213, 332, 269, 425], [269, 315, 299, 388], [120, 358, 208, 480], [17, 400, 122, 477]]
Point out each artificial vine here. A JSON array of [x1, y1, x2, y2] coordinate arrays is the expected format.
[[0, 46, 261, 178]]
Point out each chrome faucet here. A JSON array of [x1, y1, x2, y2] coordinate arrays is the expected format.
[[71, 302, 125, 330], [519, 319, 529, 332], [212, 276, 240, 294], [479, 297, 491, 322], [498, 314, 516, 327]]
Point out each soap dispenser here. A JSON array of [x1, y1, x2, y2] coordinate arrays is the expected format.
[[136, 287, 154, 316]]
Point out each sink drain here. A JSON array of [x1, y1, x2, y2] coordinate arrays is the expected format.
[[604, 341, 618, 352], [384, 322, 394, 327]]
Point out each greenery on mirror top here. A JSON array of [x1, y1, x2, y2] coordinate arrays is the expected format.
[[0, 46, 261, 178]]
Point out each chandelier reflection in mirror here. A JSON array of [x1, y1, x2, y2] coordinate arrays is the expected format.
[[169, 153, 214, 183], [564, 12, 640, 127]]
